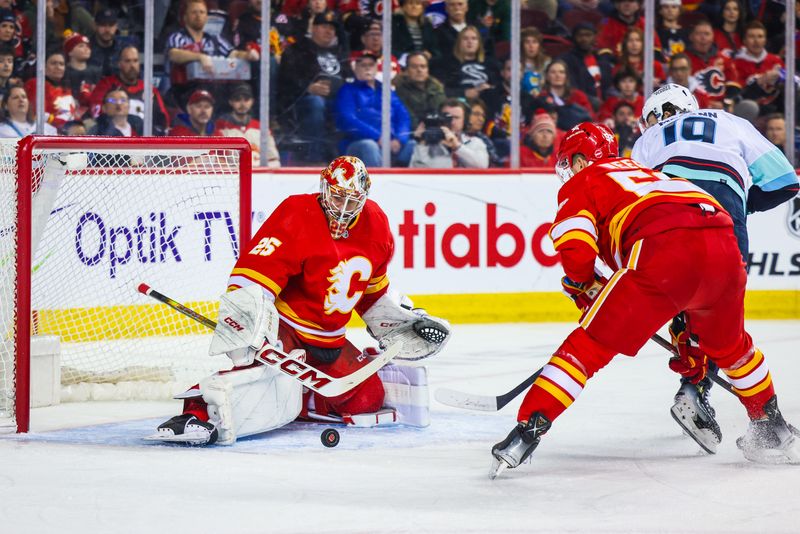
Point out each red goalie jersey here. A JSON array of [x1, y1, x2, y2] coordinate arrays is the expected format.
[[228, 193, 393, 348], [550, 157, 732, 283]]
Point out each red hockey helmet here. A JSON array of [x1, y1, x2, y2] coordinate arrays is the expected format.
[[555, 122, 618, 183], [320, 156, 371, 239]]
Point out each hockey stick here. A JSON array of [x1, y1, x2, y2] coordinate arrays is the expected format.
[[434, 332, 735, 412], [137, 283, 400, 397]]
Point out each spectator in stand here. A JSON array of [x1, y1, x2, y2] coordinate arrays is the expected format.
[[334, 51, 413, 167], [440, 26, 500, 99], [611, 100, 638, 157], [88, 8, 128, 77], [61, 119, 86, 136], [683, 18, 740, 107], [559, 23, 613, 112], [469, 0, 511, 49], [734, 21, 783, 87], [666, 52, 711, 108], [597, 0, 661, 58], [165, 0, 257, 108], [394, 51, 447, 128], [359, 21, 399, 82], [216, 83, 281, 168], [521, 27, 550, 97], [432, 0, 469, 63], [763, 113, 800, 165], [170, 88, 220, 136], [0, 44, 18, 106], [63, 31, 101, 115], [45, 0, 95, 38], [89, 45, 170, 135], [614, 27, 666, 86], [392, 0, 436, 58], [88, 87, 143, 137], [277, 10, 349, 164], [482, 56, 534, 161], [0, 84, 33, 137], [0, 0, 30, 55], [714, 0, 746, 59], [598, 68, 643, 125], [0, 9, 16, 53], [737, 21, 785, 115], [24, 49, 78, 129], [657, 0, 687, 59], [464, 98, 502, 166], [284, 0, 333, 40], [520, 111, 557, 169], [537, 58, 594, 130], [337, 0, 400, 52], [410, 98, 489, 168]]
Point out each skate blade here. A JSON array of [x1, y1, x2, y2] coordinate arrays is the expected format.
[[670, 403, 719, 454], [144, 430, 211, 446], [488, 456, 509, 479]]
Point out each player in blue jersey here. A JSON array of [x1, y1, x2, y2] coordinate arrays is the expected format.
[[632, 83, 799, 454]]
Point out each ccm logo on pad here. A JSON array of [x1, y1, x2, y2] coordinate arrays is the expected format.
[[223, 316, 245, 331]]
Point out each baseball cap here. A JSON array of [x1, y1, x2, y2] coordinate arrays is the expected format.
[[229, 83, 253, 99], [312, 11, 340, 27], [0, 9, 15, 25], [349, 50, 380, 62], [95, 8, 118, 25], [188, 89, 215, 105]]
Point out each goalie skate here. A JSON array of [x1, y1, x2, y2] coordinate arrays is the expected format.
[[145, 414, 218, 446], [670, 381, 721, 454], [736, 396, 800, 465]]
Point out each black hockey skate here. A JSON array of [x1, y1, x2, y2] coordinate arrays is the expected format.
[[736, 396, 800, 465], [671, 378, 721, 454], [489, 413, 551, 479], [145, 414, 218, 446]]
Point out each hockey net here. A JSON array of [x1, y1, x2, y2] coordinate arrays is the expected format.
[[0, 136, 252, 432]]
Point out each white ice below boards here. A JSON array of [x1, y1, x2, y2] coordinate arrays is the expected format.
[[2, 321, 799, 533]]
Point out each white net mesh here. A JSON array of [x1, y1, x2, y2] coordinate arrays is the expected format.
[[0, 138, 248, 431]]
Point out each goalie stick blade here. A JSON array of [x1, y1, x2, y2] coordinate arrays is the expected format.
[[434, 388, 499, 411]]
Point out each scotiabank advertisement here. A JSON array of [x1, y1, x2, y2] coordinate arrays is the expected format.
[[252, 171, 564, 294]]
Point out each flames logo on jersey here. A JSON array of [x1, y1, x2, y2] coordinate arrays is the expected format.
[[695, 67, 725, 97], [324, 256, 373, 315]]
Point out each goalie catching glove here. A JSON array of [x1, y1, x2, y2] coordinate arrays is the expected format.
[[208, 285, 280, 367], [361, 291, 451, 364]]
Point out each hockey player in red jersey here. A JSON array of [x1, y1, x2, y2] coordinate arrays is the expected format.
[[490, 122, 799, 475], [151, 156, 450, 445]]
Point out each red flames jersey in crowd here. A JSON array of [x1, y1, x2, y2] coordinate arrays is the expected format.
[[549, 157, 729, 283], [733, 52, 783, 86], [684, 49, 739, 102], [228, 193, 393, 348]]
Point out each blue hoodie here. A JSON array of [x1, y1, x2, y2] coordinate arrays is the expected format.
[[334, 79, 412, 152]]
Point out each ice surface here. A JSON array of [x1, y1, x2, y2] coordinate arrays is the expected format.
[[1, 322, 799, 533]]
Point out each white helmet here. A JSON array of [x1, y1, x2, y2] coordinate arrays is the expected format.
[[638, 83, 699, 133]]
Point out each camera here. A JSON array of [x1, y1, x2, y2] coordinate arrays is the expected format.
[[421, 112, 452, 145]]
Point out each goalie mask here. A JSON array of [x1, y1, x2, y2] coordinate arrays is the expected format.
[[320, 156, 371, 239], [555, 122, 618, 183], [638, 83, 698, 133]]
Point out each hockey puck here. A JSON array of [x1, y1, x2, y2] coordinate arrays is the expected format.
[[321, 428, 340, 448]]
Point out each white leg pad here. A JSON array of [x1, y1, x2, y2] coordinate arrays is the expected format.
[[199, 357, 304, 445], [377, 364, 430, 428]]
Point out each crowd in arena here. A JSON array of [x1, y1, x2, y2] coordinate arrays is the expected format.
[[0, 0, 796, 167]]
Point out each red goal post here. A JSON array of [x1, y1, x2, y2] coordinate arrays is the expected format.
[[3, 136, 252, 433]]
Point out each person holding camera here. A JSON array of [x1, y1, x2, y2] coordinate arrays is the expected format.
[[409, 98, 489, 168]]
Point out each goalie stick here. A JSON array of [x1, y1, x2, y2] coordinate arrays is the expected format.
[[435, 333, 734, 412], [138, 283, 399, 397]]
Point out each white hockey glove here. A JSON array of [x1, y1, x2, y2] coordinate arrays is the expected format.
[[361, 291, 451, 364], [209, 285, 280, 367]]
